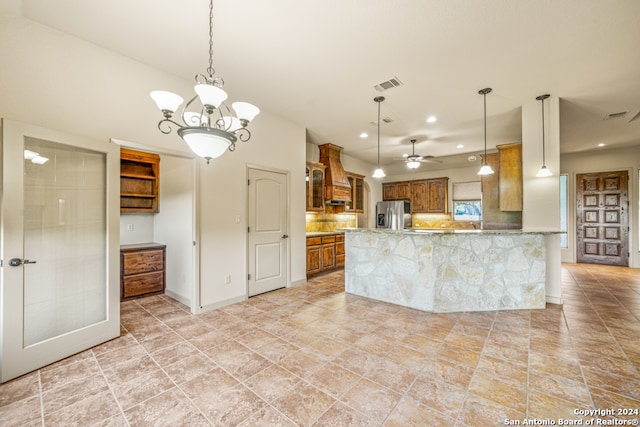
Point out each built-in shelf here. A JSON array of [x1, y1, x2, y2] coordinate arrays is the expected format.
[[120, 148, 160, 213]]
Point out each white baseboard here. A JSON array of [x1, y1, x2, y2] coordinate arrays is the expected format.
[[289, 278, 307, 288], [199, 295, 246, 313], [546, 295, 563, 305], [165, 289, 191, 307]]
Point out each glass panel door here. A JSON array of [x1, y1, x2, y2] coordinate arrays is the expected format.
[[23, 138, 107, 346]]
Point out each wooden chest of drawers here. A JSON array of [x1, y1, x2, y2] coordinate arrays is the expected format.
[[120, 243, 166, 300]]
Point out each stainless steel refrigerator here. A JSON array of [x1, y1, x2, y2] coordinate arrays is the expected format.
[[376, 200, 412, 229]]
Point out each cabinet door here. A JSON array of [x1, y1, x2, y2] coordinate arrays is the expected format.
[[306, 245, 321, 274], [427, 179, 448, 213], [321, 243, 335, 269], [411, 181, 428, 212], [310, 168, 325, 211], [397, 182, 411, 200], [383, 183, 396, 201], [354, 176, 364, 212], [498, 144, 523, 211]]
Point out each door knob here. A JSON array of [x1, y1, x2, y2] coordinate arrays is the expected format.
[[8, 258, 36, 267], [281, 234, 289, 239]]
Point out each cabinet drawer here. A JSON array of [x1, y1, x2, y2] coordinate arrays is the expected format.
[[122, 250, 164, 275], [306, 237, 322, 246], [335, 234, 345, 242], [123, 272, 164, 298], [321, 235, 336, 243]]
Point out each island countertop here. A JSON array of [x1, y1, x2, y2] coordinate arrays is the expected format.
[[343, 227, 553, 313], [341, 227, 561, 235]]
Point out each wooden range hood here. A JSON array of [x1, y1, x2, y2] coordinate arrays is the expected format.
[[318, 143, 351, 203]]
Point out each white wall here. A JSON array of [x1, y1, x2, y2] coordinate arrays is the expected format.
[[119, 215, 154, 245], [0, 15, 307, 310]]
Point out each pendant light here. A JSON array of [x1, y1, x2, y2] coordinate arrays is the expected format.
[[477, 88, 494, 176], [372, 96, 386, 178], [150, 0, 259, 164], [536, 94, 552, 177]]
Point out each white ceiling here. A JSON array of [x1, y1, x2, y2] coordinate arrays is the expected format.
[[14, 0, 640, 172]]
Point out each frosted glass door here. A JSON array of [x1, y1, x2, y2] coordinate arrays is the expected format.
[[1, 119, 119, 383], [23, 138, 107, 345]]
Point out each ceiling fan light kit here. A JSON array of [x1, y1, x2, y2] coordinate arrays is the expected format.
[[150, 0, 259, 164], [477, 87, 495, 176], [536, 94, 553, 178]]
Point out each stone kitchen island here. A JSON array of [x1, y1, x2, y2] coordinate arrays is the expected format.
[[344, 228, 558, 313]]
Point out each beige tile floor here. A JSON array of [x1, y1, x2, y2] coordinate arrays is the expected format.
[[1, 263, 639, 426]]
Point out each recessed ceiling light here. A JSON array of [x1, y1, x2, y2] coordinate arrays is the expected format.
[[426, 116, 437, 123], [598, 143, 606, 147], [456, 144, 464, 149], [360, 132, 368, 138]]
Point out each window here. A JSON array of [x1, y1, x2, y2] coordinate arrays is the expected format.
[[559, 174, 568, 248], [452, 181, 482, 221]]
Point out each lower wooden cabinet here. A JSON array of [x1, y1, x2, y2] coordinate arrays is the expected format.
[[120, 243, 166, 300], [306, 233, 344, 276]]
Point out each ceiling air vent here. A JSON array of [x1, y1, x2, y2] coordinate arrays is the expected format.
[[603, 111, 627, 120], [374, 76, 403, 92], [370, 117, 394, 126]]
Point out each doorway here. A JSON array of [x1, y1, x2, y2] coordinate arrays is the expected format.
[[576, 170, 629, 266], [247, 167, 289, 296]]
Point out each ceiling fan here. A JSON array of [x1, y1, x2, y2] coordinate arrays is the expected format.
[[403, 139, 442, 169]]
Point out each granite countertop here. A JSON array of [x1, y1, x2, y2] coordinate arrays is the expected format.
[[306, 231, 346, 237], [341, 228, 562, 235]]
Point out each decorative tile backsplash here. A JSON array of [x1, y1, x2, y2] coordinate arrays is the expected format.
[[306, 213, 357, 233], [412, 213, 476, 230]]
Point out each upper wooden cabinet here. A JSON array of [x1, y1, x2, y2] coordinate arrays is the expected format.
[[481, 151, 522, 230], [498, 143, 523, 211], [345, 172, 365, 213], [384, 177, 448, 213], [382, 181, 411, 201], [120, 148, 160, 213], [306, 162, 326, 212]]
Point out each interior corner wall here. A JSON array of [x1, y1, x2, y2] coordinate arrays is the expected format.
[[561, 145, 640, 268]]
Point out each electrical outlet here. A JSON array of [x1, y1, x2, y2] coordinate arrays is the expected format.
[[234, 214, 241, 224], [224, 274, 231, 284], [127, 224, 134, 231]]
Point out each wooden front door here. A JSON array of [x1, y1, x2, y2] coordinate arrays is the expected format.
[[576, 171, 628, 266]]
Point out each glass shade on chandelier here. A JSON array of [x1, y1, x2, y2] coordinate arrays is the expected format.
[[150, 0, 259, 164], [477, 88, 494, 176]]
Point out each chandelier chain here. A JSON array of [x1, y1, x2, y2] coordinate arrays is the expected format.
[[207, 0, 215, 79]]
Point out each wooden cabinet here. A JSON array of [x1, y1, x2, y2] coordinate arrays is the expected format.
[[346, 172, 365, 213], [335, 234, 345, 267], [385, 178, 448, 213], [306, 237, 322, 275], [426, 178, 448, 213], [306, 233, 344, 276], [321, 235, 336, 270], [121, 148, 160, 213], [120, 243, 166, 300], [383, 181, 410, 201], [481, 152, 522, 229], [498, 143, 523, 211], [306, 162, 326, 212]]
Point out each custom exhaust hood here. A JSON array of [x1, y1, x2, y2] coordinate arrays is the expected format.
[[318, 143, 351, 204]]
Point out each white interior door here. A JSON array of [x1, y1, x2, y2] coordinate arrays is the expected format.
[[1, 119, 120, 383], [247, 168, 288, 297]]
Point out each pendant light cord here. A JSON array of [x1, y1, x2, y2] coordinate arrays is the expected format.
[[541, 97, 546, 166], [483, 92, 487, 160], [377, 100, 381, 168]]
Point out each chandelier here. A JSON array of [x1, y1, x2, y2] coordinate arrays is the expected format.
[[150, 0, 259, 164]]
